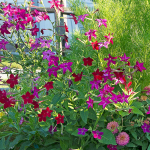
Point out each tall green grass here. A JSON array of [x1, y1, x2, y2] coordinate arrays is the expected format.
[[67, 0, 150, 90]]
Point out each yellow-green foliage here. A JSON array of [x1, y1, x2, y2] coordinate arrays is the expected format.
[[68, 0, 150, 90]]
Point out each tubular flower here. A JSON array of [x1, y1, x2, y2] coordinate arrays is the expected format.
[[6, 74, 19, 88]]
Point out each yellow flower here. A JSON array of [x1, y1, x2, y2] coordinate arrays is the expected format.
[[0, 112, 5, 118]]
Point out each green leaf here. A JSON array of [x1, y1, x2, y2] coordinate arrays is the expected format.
[[118, 110, 129, 117], [98, 129, 116, 145], [60, 140, 68, 150], [9, 134, 26, 149], [88, 108, 97, 120], [142, 141, 148, 150], [65, 125, 76, 134], [0, 137, 5, 150], [148, 145, 150, 150], [44, 138, 57, 146], [126, 142, 137, 147], [130, 129, 137, 140], [131, 101, 143, 109], [80, 109, 88, 124], [19, 141, 32, 150], [51, 93, 62, 105], [130, 106, 144, 116]]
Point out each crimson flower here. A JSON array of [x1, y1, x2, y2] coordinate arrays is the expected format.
[[92, 69, 104, 81], [83, 57, 93, 66], [32, 100, 39, 109], [38, 107, 53, 122], [6, 74, 19, 88], [21, 91, 35, 104], [29, 24, 39, 36], [55, 114, 64, 124], [91, 41, 99, 50], [64, 22, 69, 32], [3, 96, 16, 109], [72, 72, 83, 82], [44, 81, 53, 91], [70, 14, 78, 24]]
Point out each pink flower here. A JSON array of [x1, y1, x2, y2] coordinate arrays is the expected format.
[[107, 144, 117, 150], [48, 0, 64, 12], [78, 14, 89, 22], [107, 121, 119, 134], [85, 29, 97, 41], [96, 19, 107, 28], [116, 132, 130, 146], [104, 33, 114, 44]]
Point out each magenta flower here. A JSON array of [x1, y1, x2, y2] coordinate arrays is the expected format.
[[107, 121, 119, 134], [146, 106, 150, 114], [78, 128, 88, 135], [48, 0, 64, 12], [19, 117, 24, 125], [119, 53, 130, 62], [40, 39, 52, 48], [16, 21, 27, 31], [78, 14, 89, 22], [134, 61, 146, 72], [31, 43, 41, 51], [110, 93, 122, 104], [116, 132, 130, 146], [104, 54, 117, 66], [141, 123, 150, 133], [98, 84, 114, 98], [47, 67, 59, 77], [0, 39, 9, 50], [2, 4, 12, 16], [33, 76, 40, 81], [96, 19, 107, 28], [90, 80, 101, 90], [42, 50, 55, 61], [92, 130, 104, 139], [31, 86, 40, 98], [86, 96, 94, 109], [48, 56, 59, 66], [48, 125, 57, 134], [59, 62, 73, 74], [65, 43, 71, 49], [107, 144, 117, 150], [0, 22, 11, 36], [85, 29, 97, 41], [121, 93, 129, 103], [98, 97, 111, 109]]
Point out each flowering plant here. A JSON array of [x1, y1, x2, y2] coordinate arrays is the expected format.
[[0, 1, 149, 150]]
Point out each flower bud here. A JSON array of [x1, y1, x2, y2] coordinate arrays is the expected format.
[[68, 79, 73, 87]]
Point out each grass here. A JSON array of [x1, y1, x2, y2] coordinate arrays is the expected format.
[[67, 0, 150, 90]]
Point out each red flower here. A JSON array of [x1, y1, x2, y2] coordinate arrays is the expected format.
[[70, 14, 78, 24], [44, 81, 53, 91], [6, 74, 19, 88], [21, 91, 35, 104], [38, 107, 53, 122], [72, 72, 83, 82], [3, 96, 16, 109], [91, 41, 99, 50], [55, 114, 64, 124], [92, 69, 104, 81], [83, 57, 93, 66], [64, 22, 69, 33], [64, 35, 68, 42], [32, 100, 39, 109]]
